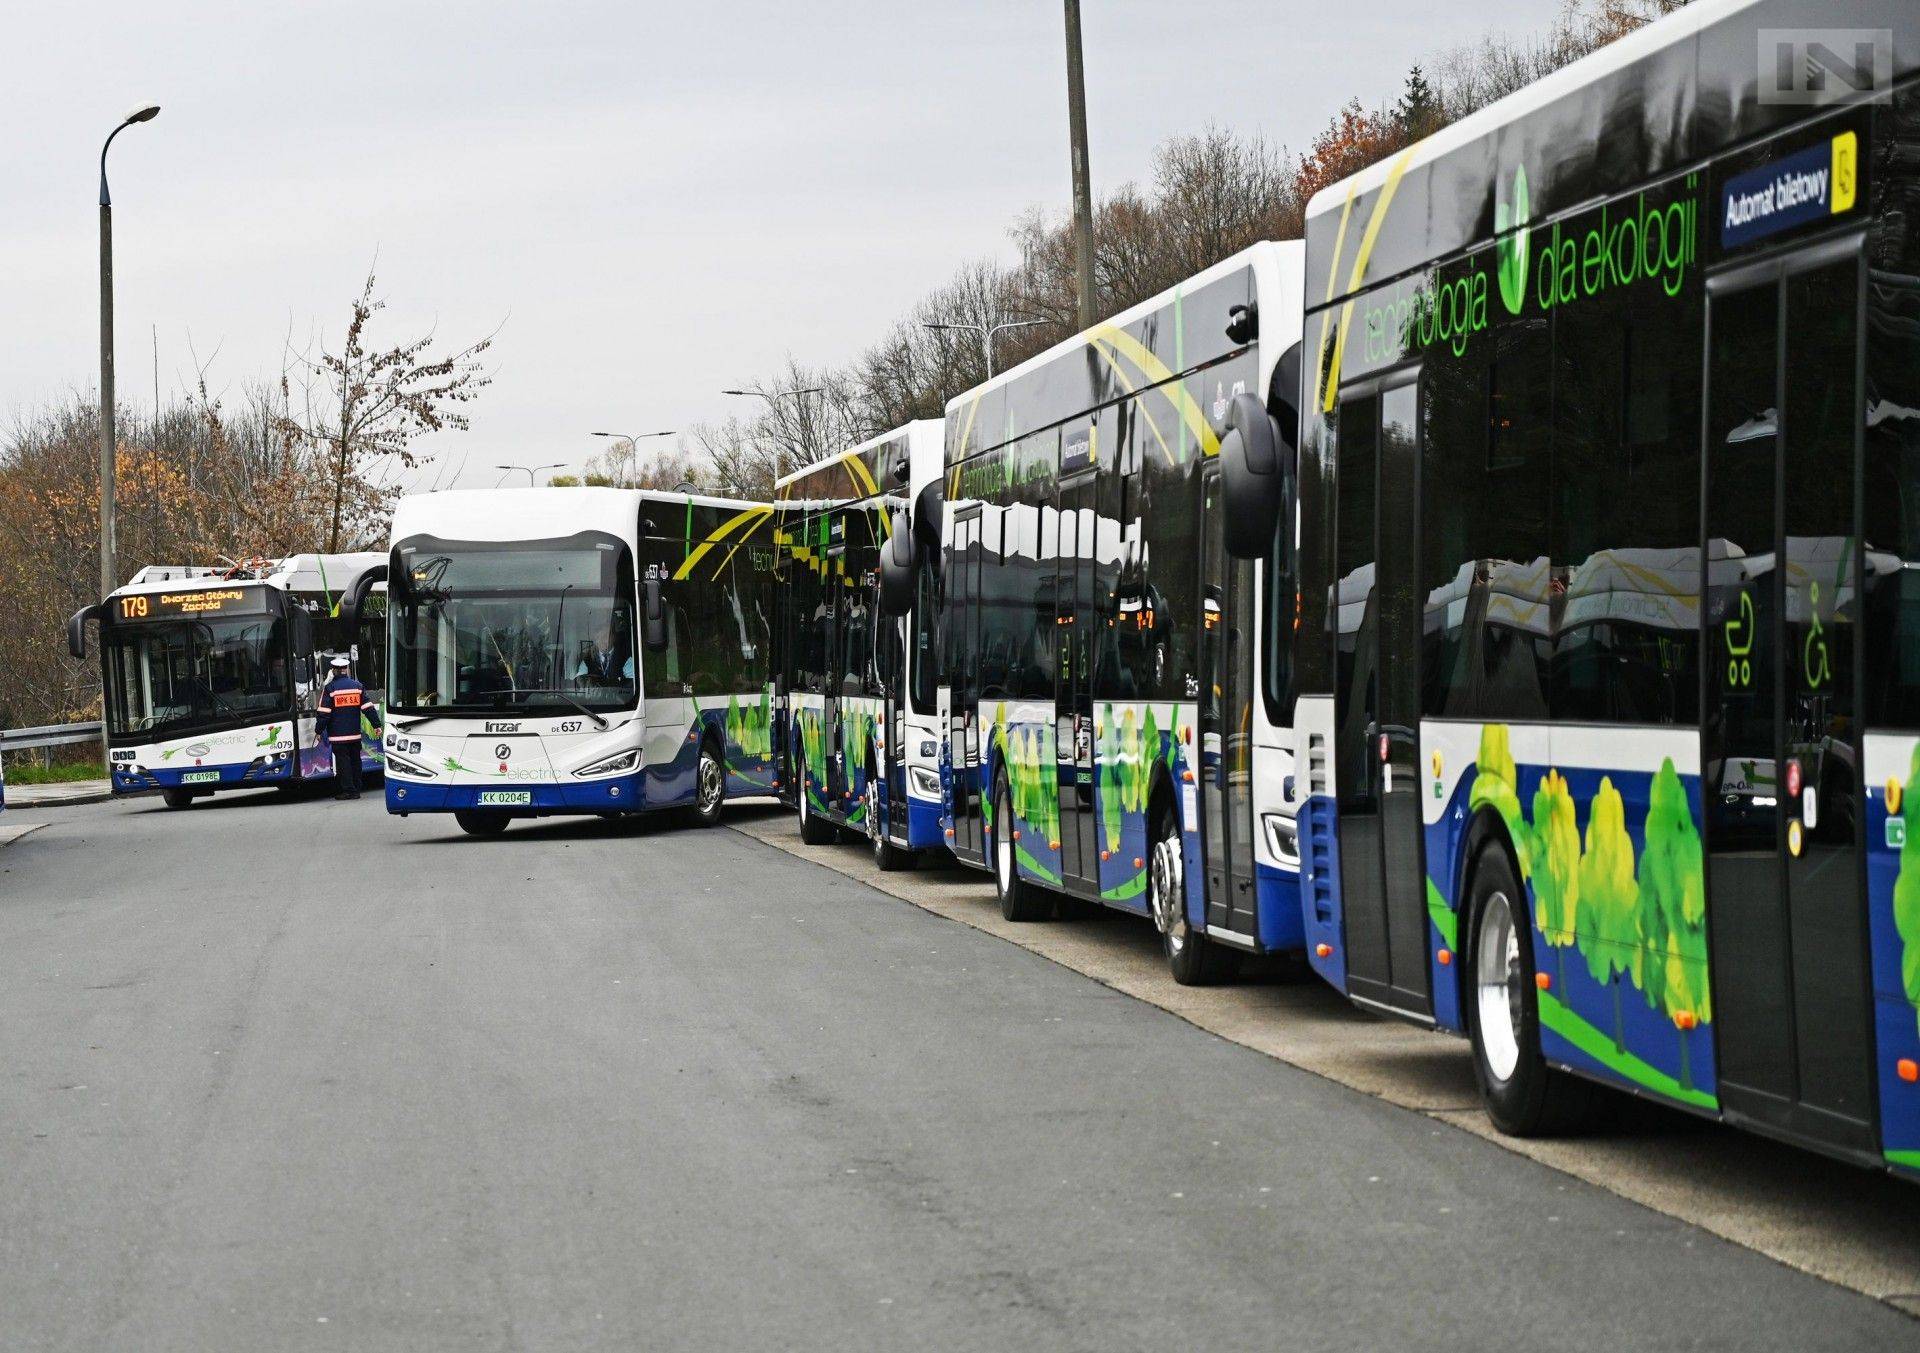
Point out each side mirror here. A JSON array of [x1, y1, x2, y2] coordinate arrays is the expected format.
[[293, 657, 314, 687], [643, 573, 668, 651], [67, 604, 101, 659], [1218, 350, 1299, 561], [879, 510, 916, 618], [290, 607, 316, 657], [911, 479, 943, 563]]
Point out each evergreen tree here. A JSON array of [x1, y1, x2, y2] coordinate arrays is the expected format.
[[1397, 64, 1438, 139]]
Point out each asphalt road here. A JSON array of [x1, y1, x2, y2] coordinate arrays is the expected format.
[[0, 790, 1912, 1351]]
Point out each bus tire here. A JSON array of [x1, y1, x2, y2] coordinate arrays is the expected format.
[[161, 787, 197, 810], [867, 769, 908, 871], [454, 810, 510, 837], [690, 740, 725, 828], [1153, 800, 1236, 985], [797, 781, 836, 845], [1465, 843, 1594, 1136], [991, 771, 1047, 922]]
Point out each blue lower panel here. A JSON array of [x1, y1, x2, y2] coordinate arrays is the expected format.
[[1254, 863, 1304, 954], [905, 796, 944, 850], [385, 772, 645, 815]]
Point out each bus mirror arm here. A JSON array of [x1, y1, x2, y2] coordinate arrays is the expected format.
[[67, 604, 101, 660], [643, 575, 668, 652], [878, 510, 916, 619]]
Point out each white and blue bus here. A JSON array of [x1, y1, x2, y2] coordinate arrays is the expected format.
[[931, 241, 1308, 983], [774, 421, 947, 869], [1285, 0, 1920, 1175], [383, 487, 779, 836], [69, 554, 388, 808]]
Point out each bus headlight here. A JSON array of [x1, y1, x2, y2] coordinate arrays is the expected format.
[[1262, 812, 1299, 867], [909, 766, 941, 799], [574, 749, 641, 778], [386, 750, 437, 779]]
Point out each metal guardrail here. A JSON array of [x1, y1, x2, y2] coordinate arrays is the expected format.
[[0, 722, 103, 755]]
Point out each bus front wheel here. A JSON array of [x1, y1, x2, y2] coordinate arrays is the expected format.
[[454, 810, 510, 837], [690, 741, 725, 828], [1466, 844, 1593, 1136], [797, 781, 836, 845], [160, 788, 197, 810], [1153, 804, 1235, 984], [991, 772, 1047, 922], [867, 769, 908, 871]]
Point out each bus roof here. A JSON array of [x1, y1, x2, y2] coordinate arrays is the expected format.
[[390, 486, 766, 548], [112, 553, 384, 601], [1302, 0, 1914, 307], [774, 420, 943, 501], [941, 239, 1303, 465]]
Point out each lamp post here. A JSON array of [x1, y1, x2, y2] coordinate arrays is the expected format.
[[722, 386, 824, 474], [495, 462, 565, 486], [98, 102, 161, 609], [1062, 0, 1096, 330], [922, 318, 1047, 379]]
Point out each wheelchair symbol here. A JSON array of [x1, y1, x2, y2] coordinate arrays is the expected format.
[[1724, 589, 1755, 688]]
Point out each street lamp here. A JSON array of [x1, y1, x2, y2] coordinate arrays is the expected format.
[[495, 462, 565, 486], [591, 429, 677, 453], [98, 102, 161, 608], [721, 387, 822, 403], [922, 318, 1048, 378]]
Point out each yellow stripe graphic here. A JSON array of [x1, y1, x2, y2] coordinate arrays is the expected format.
[[1323, 150, 1414, 412]]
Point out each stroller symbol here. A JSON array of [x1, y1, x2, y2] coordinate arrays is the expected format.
[[1724, 589, 1756, 688]]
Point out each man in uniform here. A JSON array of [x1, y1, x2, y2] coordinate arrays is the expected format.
[[316, 654, 368, 800]]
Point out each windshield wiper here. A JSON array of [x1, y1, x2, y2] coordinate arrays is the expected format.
[[495, 688, 612, 730]]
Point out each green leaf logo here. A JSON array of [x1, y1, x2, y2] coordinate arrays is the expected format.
[[1495, 164, 1530, 316]]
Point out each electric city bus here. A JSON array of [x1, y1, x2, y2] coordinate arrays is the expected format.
[[774, 421, 947, 869], [69, 554, 388, 807], [383, 487, 778, 836], [933, 239, 1307, 983], [1283, 0, 1920, 1174]]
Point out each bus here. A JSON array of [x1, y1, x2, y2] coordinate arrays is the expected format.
[[382, 487, 778, 836], [68, 554, 388, 808], [930, 240, 1308, 982], [1284, 0, 1920, 1174], [774, 421, 947, 869]]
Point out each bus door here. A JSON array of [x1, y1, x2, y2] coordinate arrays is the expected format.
[[1056, 474, 1098, 889], [1332, 376, 1432, 1019], [1704, 242, 1875, 1158], [823, 514, 849, 810], [949, 509, 985, 862], [1200, 468, 1259, 936]]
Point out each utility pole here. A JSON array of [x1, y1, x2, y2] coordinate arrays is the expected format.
[[1063, 0, 1096, 331]]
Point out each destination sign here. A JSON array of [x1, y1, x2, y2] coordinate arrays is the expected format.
[[115, 586, 266, 621]]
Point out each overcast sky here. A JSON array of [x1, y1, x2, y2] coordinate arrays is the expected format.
[[3, 0, 1562, 487]]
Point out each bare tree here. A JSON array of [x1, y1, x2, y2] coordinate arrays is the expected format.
[[279, 268, 495, 552]]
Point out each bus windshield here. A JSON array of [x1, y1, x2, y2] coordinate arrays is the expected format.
[[105, 615, 291, 740], [388, 536, 638, 715]]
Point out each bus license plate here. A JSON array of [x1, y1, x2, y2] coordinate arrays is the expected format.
[[181, 770, 219, 784], [477, 791, 531, 806]]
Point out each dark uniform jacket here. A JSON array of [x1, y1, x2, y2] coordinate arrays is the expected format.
[[316, 675, 367, 743]]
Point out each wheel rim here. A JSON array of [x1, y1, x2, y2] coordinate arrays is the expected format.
[[1149, 829, 1185, 953], [698, 752, 723, 815], [1475, 888, 1523, 1083], [995, 788, 1013, 892]]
